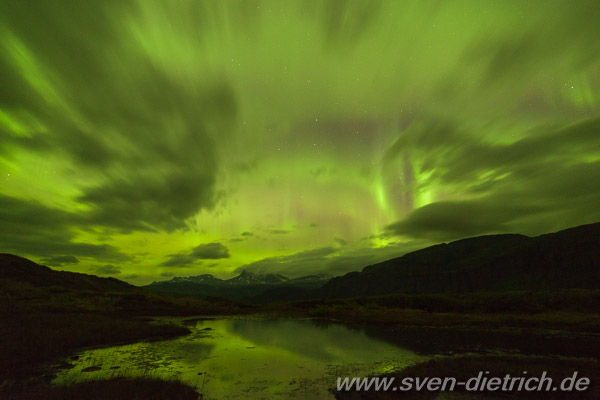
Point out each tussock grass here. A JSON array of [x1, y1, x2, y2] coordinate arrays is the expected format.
[[282, 289, 600, 332], [0, 311, 189, 381], [2, 376, 200, 400]]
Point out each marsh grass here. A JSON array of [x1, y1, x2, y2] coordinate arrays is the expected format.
[[285, 289, 600, 332], [1, 376, 200, 400], [0, 310, 202, 399], [0, 311, 189, 381], [0, 278, 250, 383]]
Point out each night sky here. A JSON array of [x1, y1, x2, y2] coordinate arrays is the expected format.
[[1, 1, 599, 284]]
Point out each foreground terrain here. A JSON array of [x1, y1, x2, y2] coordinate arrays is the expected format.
[[1, 222, 599, 399], [0, 254, 248, 399]]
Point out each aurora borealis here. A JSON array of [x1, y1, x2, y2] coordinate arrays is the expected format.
[[1, 1, 599, 284]]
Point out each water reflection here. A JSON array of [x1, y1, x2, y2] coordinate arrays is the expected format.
[[54, 317, 422, 399], [229, 318, 410, 363]]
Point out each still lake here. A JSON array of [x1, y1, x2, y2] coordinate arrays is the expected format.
[[53, 317, 424, 399], [53, 316, 600, 399]]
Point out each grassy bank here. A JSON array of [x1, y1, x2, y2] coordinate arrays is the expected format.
[[0, 279, 255, 316], [279, 289, 600, 332], [311, 307, 600, 332], [2, 377, 199, 400], [0, 279, 256, 381], [0, 310, 203, 399], [0, 276, 255, 400], [0, 311, 190, 381]]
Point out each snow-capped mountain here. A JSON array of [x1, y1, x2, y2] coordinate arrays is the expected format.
[[224, 270, 289, 285], [150, 271, 294, 287], [167, 274, 223, 285], [145, 270, 333, 302]]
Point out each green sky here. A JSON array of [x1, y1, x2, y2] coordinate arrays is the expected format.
[[1, 0, 599, 284]]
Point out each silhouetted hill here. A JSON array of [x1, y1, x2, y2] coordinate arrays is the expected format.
[[0, 253, 133, 292], [0, 254, 250, 316], [319, 223, 600, 298]]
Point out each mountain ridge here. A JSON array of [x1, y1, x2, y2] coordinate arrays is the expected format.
[[3, 222, 599, 303], [149, 270, 329, 287], [144, 270, 331, 301], [0, 253, 134, 292], [318, 222, 600, 298]]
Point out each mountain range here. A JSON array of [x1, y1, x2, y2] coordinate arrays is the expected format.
[[144, 222, 600, 302], [152, 270, 293, 286], [144, 271, 330, 301], [1, 222, 599, 304]]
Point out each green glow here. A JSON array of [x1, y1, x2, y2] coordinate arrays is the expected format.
[[1, 1, 599, 283], [0, 109, 27, 137]]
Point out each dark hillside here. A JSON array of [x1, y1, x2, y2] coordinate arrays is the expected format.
[[320, 223, 600, 298], [0, 253, 133, 292]]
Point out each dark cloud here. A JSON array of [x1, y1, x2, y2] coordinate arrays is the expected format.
[[0, 1, 238, 233], [0, 194, 129, 261], [386, 200, 542, 241], [191, 243, 230, 259], [43, 255, 79, 266], [385, 117, 600, 187], [160, 254, 198, 268], [236, 242, 429, 277], [310, 167, 326, 178], [70, 73, 236, 232], [308, 166, 339, 179], [80, 170, 217, 232], [160, 272, 175, 277], [161, 242, 230, 267], [267, 230, 291, 235], [230, 231, 254, 242], [334, 238, 347, 246], [383, 117, 600, 240], [94, 265, 121, 275], [464, 1, 600, 90], [236, 247, 337, 277], [233, 161, 259, 174]]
